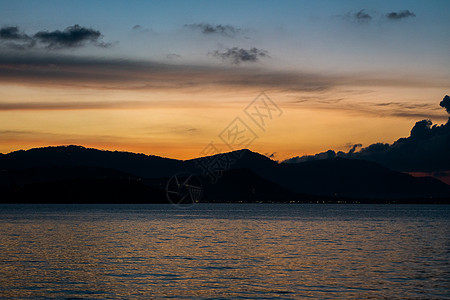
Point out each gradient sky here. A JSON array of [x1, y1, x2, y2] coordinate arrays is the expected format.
[[0, 0, 449, 159]]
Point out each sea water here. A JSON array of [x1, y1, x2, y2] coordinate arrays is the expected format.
[[0, 204, 449, 299]]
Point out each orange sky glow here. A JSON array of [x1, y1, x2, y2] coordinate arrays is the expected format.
[[1, 1, 449, 160], [0, 79, 448, 160]]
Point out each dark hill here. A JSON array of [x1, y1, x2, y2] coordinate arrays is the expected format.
[[275, 158, 450, 199], [1, 145, 449, 203], [0, 145, 184, 178]]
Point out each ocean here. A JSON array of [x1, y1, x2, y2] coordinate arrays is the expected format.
[[0, 204, 449, 299]]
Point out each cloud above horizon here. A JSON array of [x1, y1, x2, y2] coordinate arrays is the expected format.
[[211, 47, 269, 64], [185, 23, 241, 37], [0, 25, 110, 50], [354, 10, 372, 22], [0, 52, 331, 91], [345, 9, 417, 23], [387, 10, 416, 20], [290, 98, 447, 120], [284, 95, 450, 173], [0, 51, 445, 108], [439, 95, 450, 113]]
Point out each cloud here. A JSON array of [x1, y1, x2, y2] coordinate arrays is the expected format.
[[344, 9, 415, 24], [34, 24, 108, 48], [0, 52, 331, 92], [0, 26, 29, 40], [387, 10, 416, 20], [0, 100, 147, 111], [373, 102, 432, 109], [440, 95, 450, 113], [166, 53, 182, 60], [131, 24, 153, 33], [284, 150, 337, 164], [366, 102, 444, 119], [0, 25, 109, 50], [354, 10, 372, 22], [348, 143, 362, 154], [0, 52, 443, 97], [290, 97, 447, 121], [0, 130, 142, 150], [284, 95, 450, 173], [185, 23, 241, 37], [211, 47, 269, 64], [0, 26, 35, 49]]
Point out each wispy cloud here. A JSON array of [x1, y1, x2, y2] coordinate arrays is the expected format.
[[185, 23, 241, 37], [166, 53, 182, 60], [386, 10, 416, 20], [0, 101, 147, 111], [211, 47, 269, 64], [0, 130, 145, 152], [345, 9, 416, 24], [289, 96, 447, 120], [354, 9, 372, 22], [131, 24, 153, 33]]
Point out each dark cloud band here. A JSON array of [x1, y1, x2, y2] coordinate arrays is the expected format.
[[0, 24, 109, 49], [0, 52, 329, 91], [0, 53, 442, 95]]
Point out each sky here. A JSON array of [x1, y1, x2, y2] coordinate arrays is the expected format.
[[0, 0, 449, 160]]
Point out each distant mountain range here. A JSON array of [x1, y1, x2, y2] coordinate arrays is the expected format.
[[1, 145, 449, 203]]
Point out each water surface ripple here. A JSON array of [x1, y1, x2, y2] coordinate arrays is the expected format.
[[0, 204, 449, 299]]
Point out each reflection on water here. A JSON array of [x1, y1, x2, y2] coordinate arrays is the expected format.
[[0, 204, 449, 299]]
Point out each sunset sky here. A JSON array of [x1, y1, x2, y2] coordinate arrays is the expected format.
[[0, 0, 449, 160]]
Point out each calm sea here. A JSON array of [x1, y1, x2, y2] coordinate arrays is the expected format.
[[0, 204, 449, 299]]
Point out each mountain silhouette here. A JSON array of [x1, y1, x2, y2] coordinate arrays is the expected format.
[[1, 145, 449, 203], [0, 145, 183, 178]]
